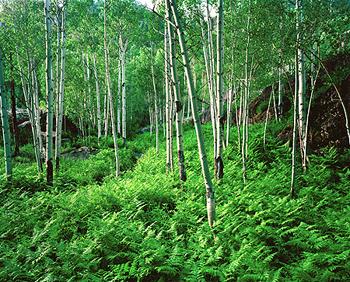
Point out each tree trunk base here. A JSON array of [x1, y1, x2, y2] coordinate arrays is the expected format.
[[55, 157, 60, 172], [215, 156, 224, 179], [206, 195, 215, 227], [178, 150, 186, 181], [47, 159, 53, 185]]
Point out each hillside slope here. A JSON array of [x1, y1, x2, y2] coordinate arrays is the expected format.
[[249, 53, 350, 149], [1, 123, 349, 281]]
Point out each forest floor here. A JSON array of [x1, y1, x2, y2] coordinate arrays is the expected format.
[[1, 122, 349, 281]]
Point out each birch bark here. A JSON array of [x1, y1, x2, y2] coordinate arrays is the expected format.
[[164, 24, 173, 172], [10, 53, 19, 156], [296, 0, 307, 171], [166, 0, 186, 181], [55, 2, 66, 171], [45, 0, 54, 185], [0, 50, 12, 179], [93, 53, 102, 143], [215, 0, 224, 179], [170, 0, 215, 227], [119, 36, 128, 145], [104, 0, 119, 176]]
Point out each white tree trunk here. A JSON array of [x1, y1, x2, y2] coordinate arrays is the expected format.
[[55, 2, 66, 171], [200, 21, 216, 165], [170, 0, 215, 227], [0, 50, 12, 179], [148, 92, 153, 135], [215, 0, 224, 179], [104, 91, 109, 137], [93, 53, 102, 143], [166, 1, 186, 181], [291, 57, 298, 198], [32, 61, 44, 172], [119, 36, 128, 145], [242, 6, 251, 183], [104, 0, 119, 176], [18, 53, 42, 172], [86, 54, 94, 129], [226, 78, 234, 147], [263, 91, 272, 148], [272, 84, 278, 121], [117, 54, 122, 135], [277, 66, 283, 120], [296, 0, 307, 171], [164, 24, 173, 172], [45, 0, 54, 185]]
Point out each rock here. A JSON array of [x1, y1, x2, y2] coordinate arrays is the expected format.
[[62, 146, 98, 160]]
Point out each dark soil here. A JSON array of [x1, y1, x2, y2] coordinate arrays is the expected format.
[[249, 53, 350, 149]]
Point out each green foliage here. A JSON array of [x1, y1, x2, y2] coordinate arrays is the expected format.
[[1, 124, 349, 281]]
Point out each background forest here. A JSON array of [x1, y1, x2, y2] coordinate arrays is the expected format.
[[0, 0, 349, 281]]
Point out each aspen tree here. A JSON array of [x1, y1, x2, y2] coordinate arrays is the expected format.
[[166, 0, 186, 181], [245, 58, 255, 160], [291, 56, 298, 198], [117, 52, 122, 135], [147, 92, 153, 135], [28, 60, 41, 171], [186, 94, 191, 120], [215, 0, 224, 179], [86, 54, 93, 130], [151, 44, 159, 153], [238, 80, 243, 127], [104, 0, 119, 177], [164, 23, 173, 172], [304, 60, 320, 167], [161, 91, 166, 138], [169, 85, 174, 169], [10, 53, 19, 156], [93, 53, 102, 143], [241, 2, 251, 183], [32, 61, 44, 172], [277, 65, 283, 120], [104, 91, 109, 137], [208, 12, 217, 166], [119, 35, 128, 145], [55, 3, 61, 114], [235, 81, 241, 150], [192, 60, 197, 115], [0, 50, 12, 179], [17, 51, 43, 172], [83, 53, 93, 136], [201, 71, 206, 115], [263, 91, 272, 149], [277, 22, 283, 121], [169, 0, 215, 227], [271, 84, 278, 121], [82, 53, 88, 135], [226, 75, 234, 147], [45, 0, 54, 185], [226, 2, 236, 147], [200, 20, 216, 165], [296, 0, 307, 171], [55, 0, 66, 172], [310, 42, 318, 90]]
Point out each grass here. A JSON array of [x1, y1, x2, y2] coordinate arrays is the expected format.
[[0, 122, 349, 281]]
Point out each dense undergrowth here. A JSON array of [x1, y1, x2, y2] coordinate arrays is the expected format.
[[0, 123, 349, 281]]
